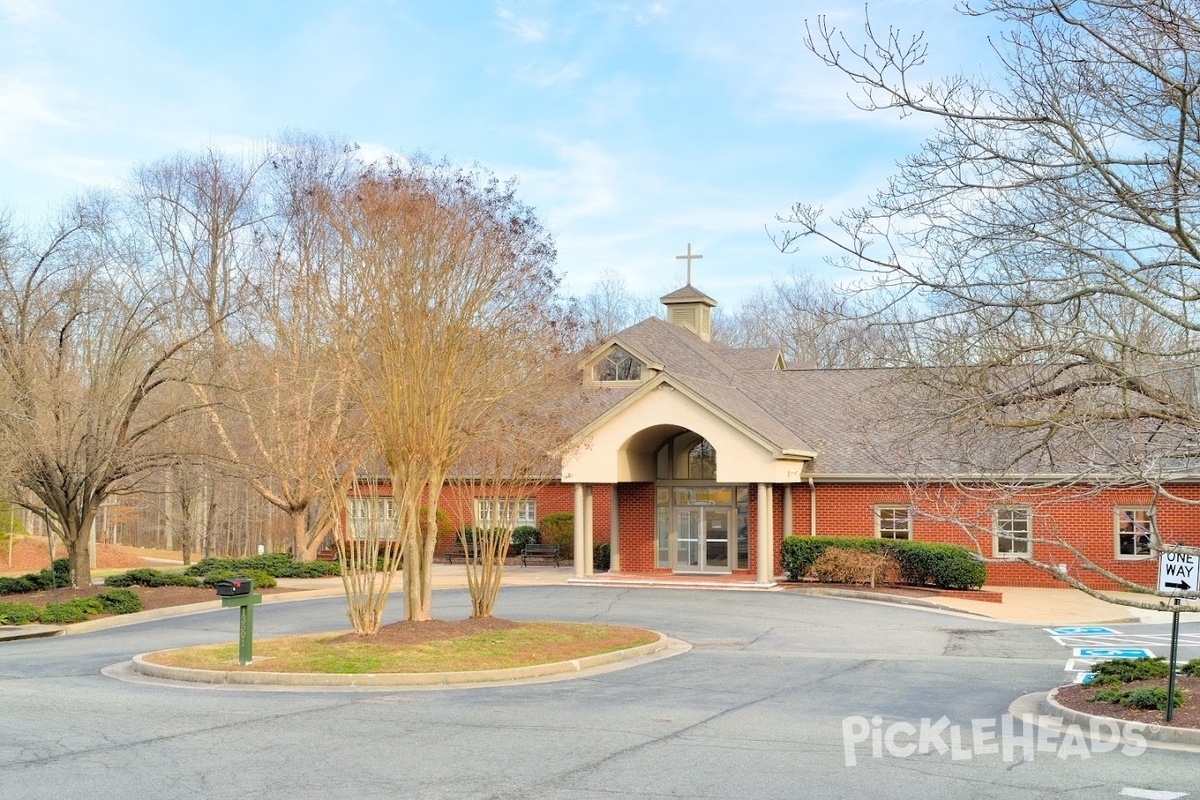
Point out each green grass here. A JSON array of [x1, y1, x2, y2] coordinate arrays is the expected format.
[[143, 622, 658, 673]]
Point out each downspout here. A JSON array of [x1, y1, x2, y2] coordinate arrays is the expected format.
[[808, 477, 816, 537]]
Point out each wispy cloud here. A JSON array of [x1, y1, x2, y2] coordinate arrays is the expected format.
[[495, 4, 549, 43]]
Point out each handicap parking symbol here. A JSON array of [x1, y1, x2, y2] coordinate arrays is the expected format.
[[1044, 626, 1120, 636], [1074, 647, 1154, 659]]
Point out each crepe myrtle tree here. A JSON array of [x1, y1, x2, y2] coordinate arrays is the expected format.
[[780, 1, 1200, 605], [323, 156, 564, 623], [0, 202, 208, 587], [447, 373, 578, 619]]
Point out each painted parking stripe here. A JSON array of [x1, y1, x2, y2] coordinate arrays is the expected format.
[[1073, 672, 1096, 684], [1074, 647, 1154, 659], [1045, 626, 1120, 635], [1121, 789, 1188, 799]]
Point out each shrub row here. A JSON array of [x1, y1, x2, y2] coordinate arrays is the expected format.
[[1089, 656, 1200, 684], [1090, 685, 1184, 712], [105, 569, 201, 588], [0, 558, 71, 595], [780, 536, 987, 590], [182, 553, 340, 579], [0, 588, 142, 626]]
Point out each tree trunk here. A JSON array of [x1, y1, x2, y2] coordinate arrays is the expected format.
[[67, 540, 90, 589], [291, 508, 308, 560]]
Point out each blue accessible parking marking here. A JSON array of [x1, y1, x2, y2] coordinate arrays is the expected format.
[[1044, 626, 1120, 636], [1074, 647, 1154, 659]]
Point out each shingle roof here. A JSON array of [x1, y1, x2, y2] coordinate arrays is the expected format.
[[659, 285, 717, 305]]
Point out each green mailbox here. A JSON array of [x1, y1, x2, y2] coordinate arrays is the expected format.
[[215, 578, 262, 665]]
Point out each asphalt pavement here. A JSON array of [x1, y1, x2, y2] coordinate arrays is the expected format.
[[2, 584, 1199, 800]]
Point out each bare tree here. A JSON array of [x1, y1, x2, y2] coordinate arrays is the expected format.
[[782, 1, 1200, 604], [576, 269, 659, 345], [0, 203, 204, 586], [717, 269, 905, 367], [324, 157, 563, 623], [134, 140, 360, 560]]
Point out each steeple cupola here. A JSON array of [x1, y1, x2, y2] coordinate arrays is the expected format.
[[661, 243, 717, 341]]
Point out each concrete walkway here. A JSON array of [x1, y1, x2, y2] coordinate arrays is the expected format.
[[3, 563, 1198, 641]]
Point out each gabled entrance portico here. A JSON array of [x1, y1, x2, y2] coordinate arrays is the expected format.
[[562, 378, 809, 586]]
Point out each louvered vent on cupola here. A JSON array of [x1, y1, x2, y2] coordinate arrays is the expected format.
[[660, 285, 717, 342]]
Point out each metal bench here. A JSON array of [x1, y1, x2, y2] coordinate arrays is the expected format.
[[521, 543, 560, 567], [444, 542, 476, 564]]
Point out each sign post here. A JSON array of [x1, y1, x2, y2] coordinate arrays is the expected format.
[[1157, 549, 1199, 723]]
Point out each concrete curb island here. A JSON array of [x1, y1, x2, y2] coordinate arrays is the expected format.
[[1007, 691, 1200, 752], [127, 632, 684, 688]]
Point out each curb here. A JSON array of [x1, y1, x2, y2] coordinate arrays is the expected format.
[[129, 632, 680, 688], [787, 587, 1142, 625], [1044, 686, 1200, 748], [0, 624, 63, 641], [787, 587, 993, 618]]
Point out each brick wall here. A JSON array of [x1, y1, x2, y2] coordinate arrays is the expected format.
[[795, 482, 1200, 589]]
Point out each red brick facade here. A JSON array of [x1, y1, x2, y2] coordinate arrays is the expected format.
[[357, 478, 1199, 589]]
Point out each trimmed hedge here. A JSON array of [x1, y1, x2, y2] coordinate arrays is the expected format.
[[183, 553, 340, 579], [538, 513, 574, 556], [96, 588, 143, 615], [0, 588, 142, 626], [0, 558, 71, 595], [511, 526, 540, 549], [199, 569, 277, 589], [780, 536, 986, 590], [105, 569, 201, 588], [1091, 685, 1183, 712], [1089, 657, 1170, 686]]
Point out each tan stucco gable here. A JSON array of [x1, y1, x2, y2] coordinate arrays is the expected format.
[[561, 376, 812, 484]]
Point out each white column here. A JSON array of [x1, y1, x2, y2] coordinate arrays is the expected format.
[[610, 485, 620, 573], [583, 485, 594, 577], [782, 486, 793, 540], [573, 483, 585, 579], [757, 483, 775, 584]]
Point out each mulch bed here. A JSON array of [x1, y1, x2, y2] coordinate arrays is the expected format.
[[330, 617, 522, 647], [1053, 676, 1200, 730], [1, 584, 298, 613]]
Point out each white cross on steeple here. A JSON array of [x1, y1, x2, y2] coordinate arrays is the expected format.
[[675, 243, 703, 285]]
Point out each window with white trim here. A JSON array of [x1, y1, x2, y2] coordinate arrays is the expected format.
[[994, 506, 1031, 557], [346, 497, 397, 540], [592, 346, 643, 382], [1115, 507, 1153, 558], [473, 497, 536, 530], [875, 506, 912, 540]]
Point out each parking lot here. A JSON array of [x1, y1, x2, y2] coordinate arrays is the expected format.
[[2, 586, 1198, 799]]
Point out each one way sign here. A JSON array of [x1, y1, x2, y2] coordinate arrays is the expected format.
[[1158, 549, 1200, 595]]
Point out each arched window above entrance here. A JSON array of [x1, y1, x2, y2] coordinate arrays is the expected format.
[[655, 431, 717, 480], [688, 440, 716, 480]]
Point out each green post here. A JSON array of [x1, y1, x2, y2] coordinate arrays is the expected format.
[[221, 593, 263, 665]]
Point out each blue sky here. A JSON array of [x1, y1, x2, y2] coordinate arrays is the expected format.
[[0, 1, 998, 307]]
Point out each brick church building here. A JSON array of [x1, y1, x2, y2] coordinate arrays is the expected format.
[[479, 267, 1200, 592]]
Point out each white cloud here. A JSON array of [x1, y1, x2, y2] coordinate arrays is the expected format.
[[0, 0, 57, 28], [495, 4, 549, 43]]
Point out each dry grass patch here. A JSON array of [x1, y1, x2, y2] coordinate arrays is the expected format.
[[142, 620, 658, 674]]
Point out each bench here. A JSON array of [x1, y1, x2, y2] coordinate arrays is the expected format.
[[521, 543, 560, 567], [444, 542, 476, 564]]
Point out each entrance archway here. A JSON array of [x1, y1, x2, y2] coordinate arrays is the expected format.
[[652, 431, 749, 574]]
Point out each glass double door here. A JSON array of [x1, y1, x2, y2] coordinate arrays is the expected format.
[[674, 506, 732, 573]]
